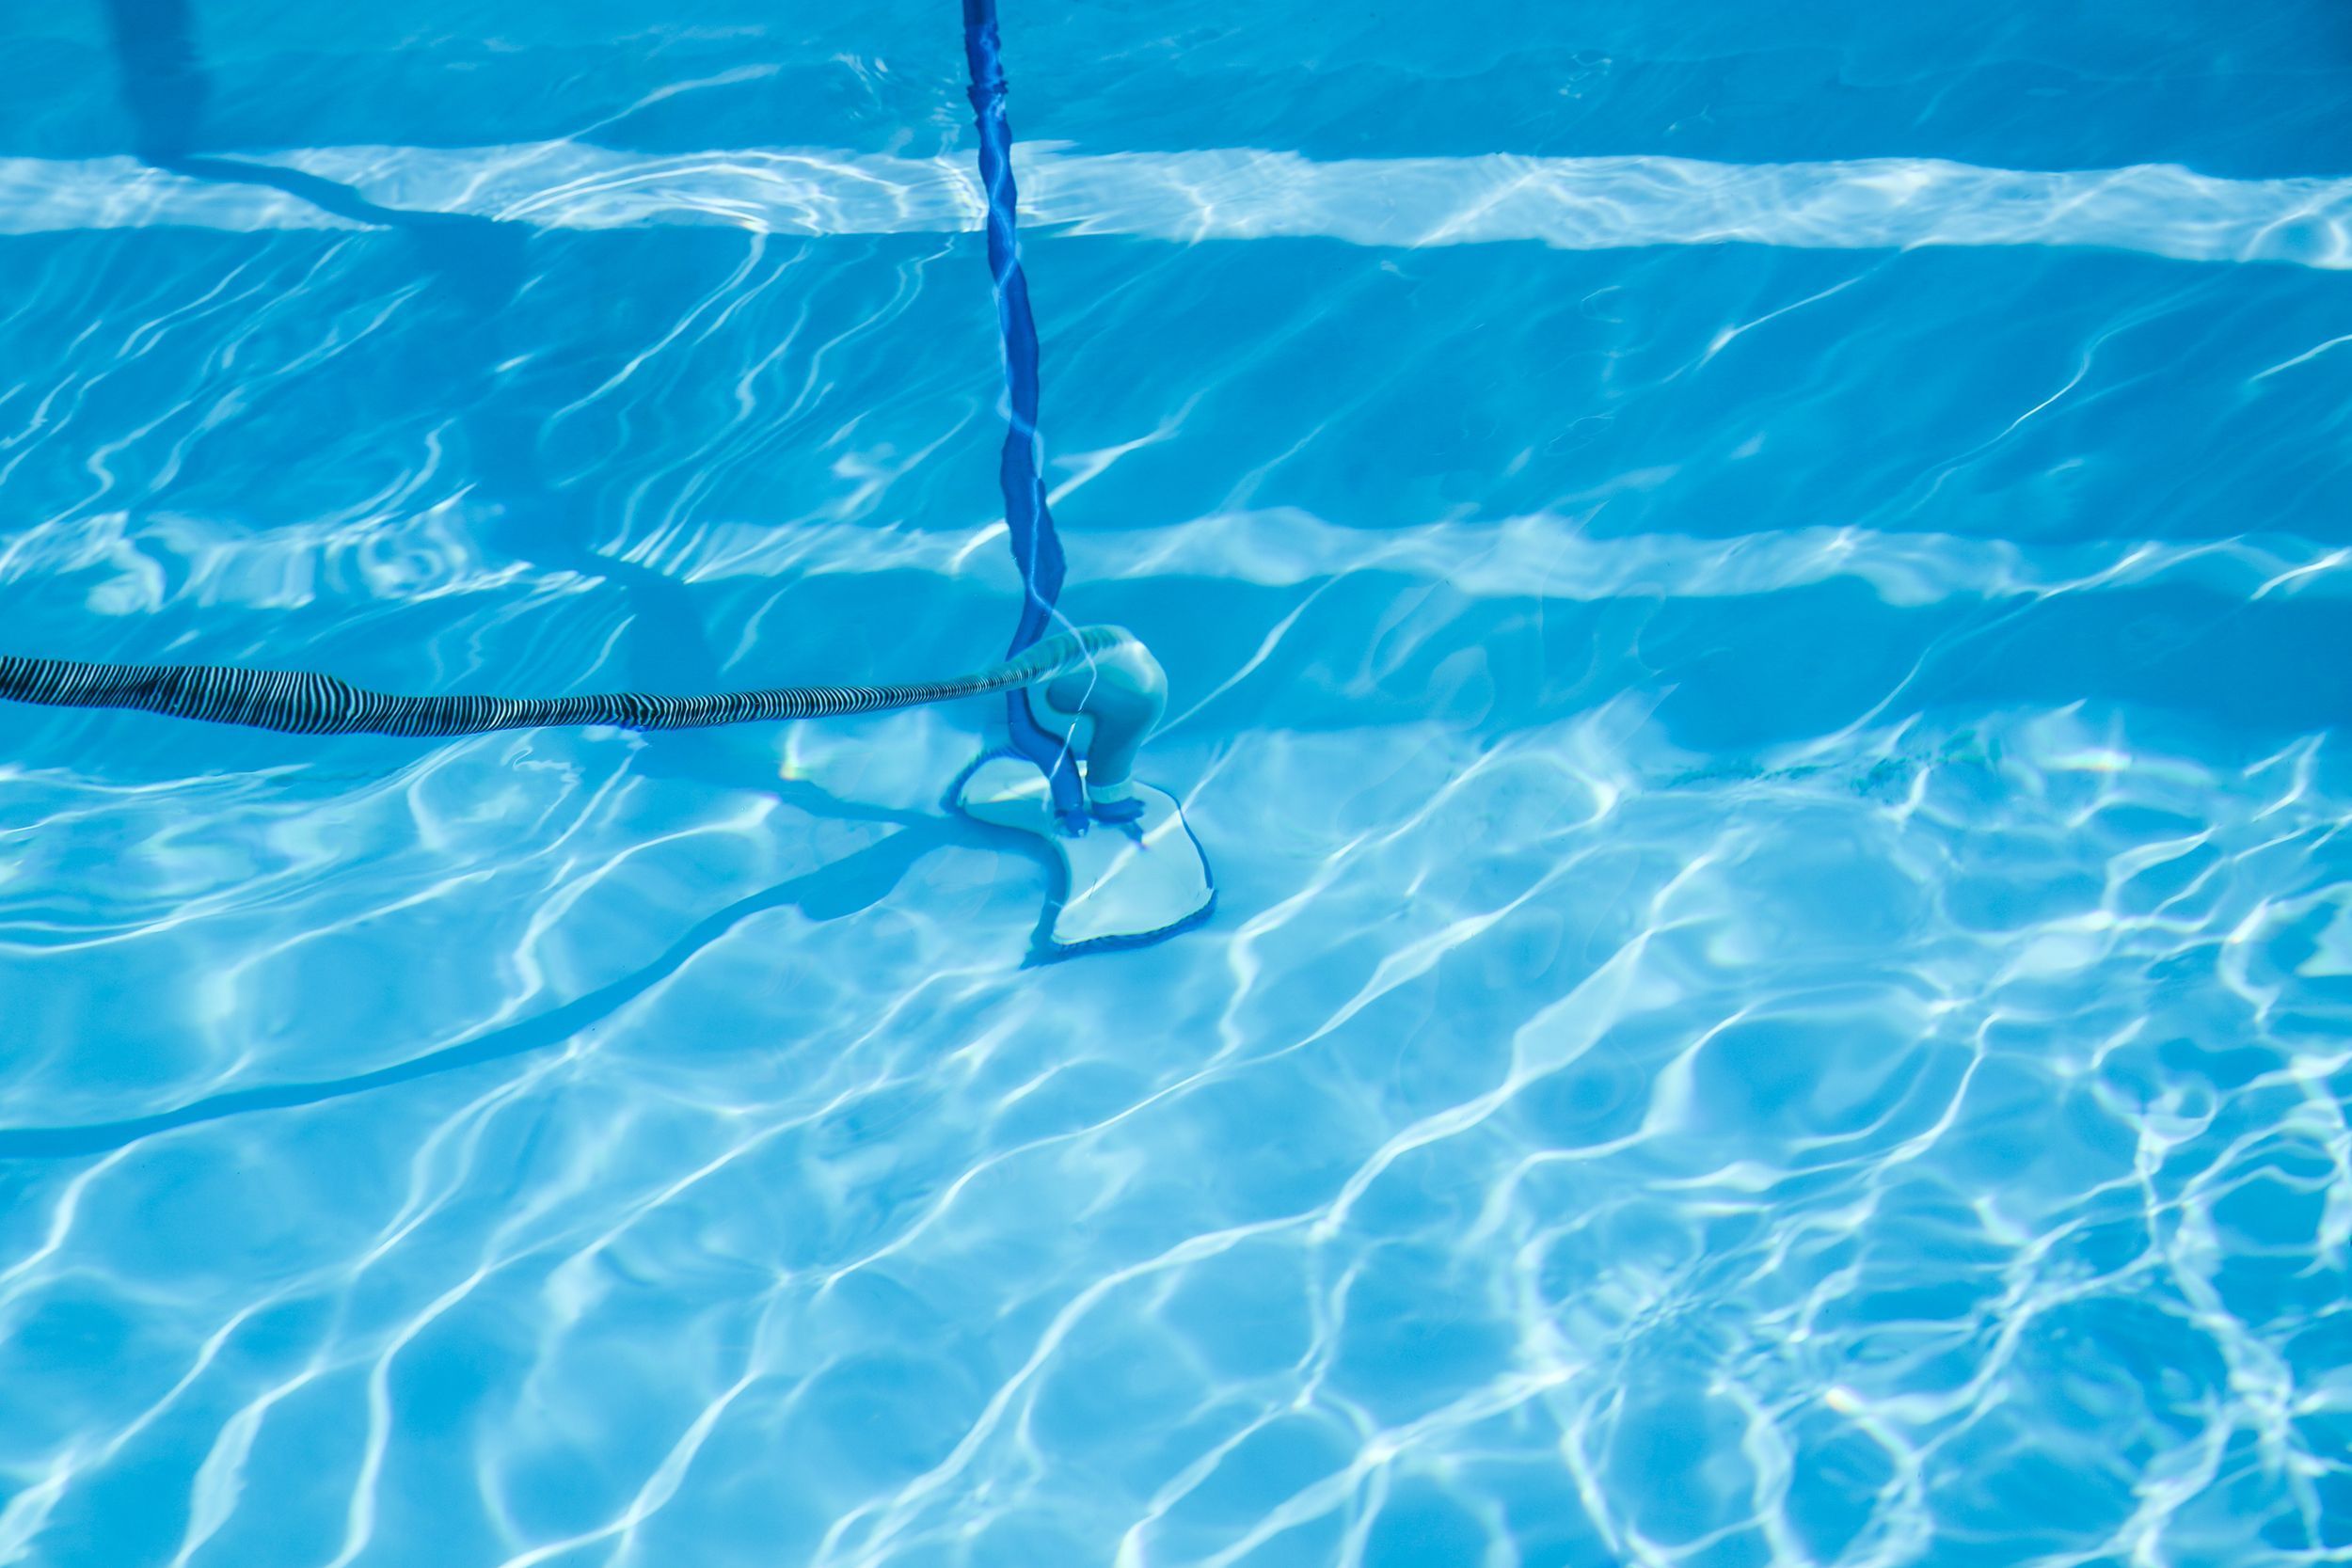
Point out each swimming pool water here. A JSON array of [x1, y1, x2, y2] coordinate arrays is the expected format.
[[2, 3, 2350, 1564]]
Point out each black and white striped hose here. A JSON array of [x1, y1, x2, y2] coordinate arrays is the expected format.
[[0, 625, 1158, 804]]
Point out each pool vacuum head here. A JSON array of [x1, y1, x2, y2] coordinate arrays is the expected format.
[[953, 631, 1215, 956]]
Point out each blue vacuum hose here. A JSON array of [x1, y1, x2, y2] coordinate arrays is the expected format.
[[961, 0, 1090, 829]]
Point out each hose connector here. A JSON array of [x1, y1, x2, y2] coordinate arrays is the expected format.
[[1025, 626, 1168, 825]]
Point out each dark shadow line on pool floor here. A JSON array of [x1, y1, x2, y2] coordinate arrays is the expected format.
[[97, 0, 757, 783], [0, 821, 960, 1161]]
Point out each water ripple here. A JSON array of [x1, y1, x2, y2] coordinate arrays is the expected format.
[[3, 16, 2349, 1566]]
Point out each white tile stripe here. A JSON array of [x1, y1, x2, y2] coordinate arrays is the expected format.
[[15, 507, 2348, 613], [0, 143, 2348, 266], [683, 511, 2352, 606]]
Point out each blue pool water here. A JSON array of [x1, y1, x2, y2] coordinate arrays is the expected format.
[[4, 3, 2352, 1563]]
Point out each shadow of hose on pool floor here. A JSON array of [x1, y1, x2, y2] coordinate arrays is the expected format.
[[95, 0, 799, 806], [0, 810, 967, 1161], [0, 7, 1072, 1163]]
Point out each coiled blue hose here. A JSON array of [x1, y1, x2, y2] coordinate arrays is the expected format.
[[962, 0, 1090, 829]]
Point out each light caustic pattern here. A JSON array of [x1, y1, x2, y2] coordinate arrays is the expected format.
[[2, 702, 2349, 1567], [3, 144, 2352, 272], [3, 7, 2352, 1566]]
